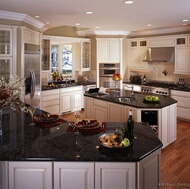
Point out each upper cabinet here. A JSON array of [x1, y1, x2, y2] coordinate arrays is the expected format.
[[147, 36, 174, 47], [24, 28, 40, 45], [97, 38, 122, 63], [81, 39, 91, 71], [41, 39, 51, 71], [174, 35, 190, 74], [0, 25, 18, 79], [128, 38, 148, 71]]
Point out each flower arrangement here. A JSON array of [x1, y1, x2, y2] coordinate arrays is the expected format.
[[112, 73, 122, 81], [74, 111, 81, 120], [0, 75, 25, 110]]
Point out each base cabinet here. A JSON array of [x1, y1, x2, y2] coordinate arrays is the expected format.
[[54, 162, 94, 189], [9, 161, 52, 189], [95, 162, 136, 189], [137, 150, 161, 189], [1, 149, 161, 189]]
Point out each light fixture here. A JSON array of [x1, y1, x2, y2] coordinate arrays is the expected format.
[[124, 0, 134, 4], [95, 26, 100, 29], [35, 15, 40, 18], [147, 24, 152, 27], [75, 23, 80, 26], [182, 19, 188, 22], [85, 11, 93, 14]]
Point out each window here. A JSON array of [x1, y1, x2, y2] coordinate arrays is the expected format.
[[62, 44, 72, 76], [51, 45, 58, 72]]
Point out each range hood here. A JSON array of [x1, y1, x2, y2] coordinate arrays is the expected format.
[[143, 47, 175, 62]]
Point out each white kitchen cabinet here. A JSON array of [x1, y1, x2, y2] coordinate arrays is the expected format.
[[0, 161, 8, 189], [108, 102, 125, 122], [128, 38, 148, 71], [84, 96, 94, 119], [60, 86, 83, 114], [9, 161, 52, 189], [0, 25, 17, 79], [125, 106, 137, 122], [147, 36, 174, 47], [175, 42, 190, 74], [95, 162, 136, 189], [93, 99, 108, 122], [161, 103, 177, 148], [24, 28, 40, 45], [171, 90, 190, 121], [97, 38, 121, 63], [137, 149, 161, 189], [41, 89, 60, 114], [174, 35, 190, 74], [81, 40, 91, 71], [54, 162, 94, 189]]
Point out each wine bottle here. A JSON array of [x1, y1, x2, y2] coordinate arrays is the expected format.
[[127, 110, 134, 137]]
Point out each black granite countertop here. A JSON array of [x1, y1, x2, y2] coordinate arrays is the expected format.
[[42, 81, 96, 91], [0, 107, 162, 162], [84, 89, 177, 109]]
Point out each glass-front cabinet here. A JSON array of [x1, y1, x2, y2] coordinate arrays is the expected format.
[[0, 28, 12, 56], [41, 39, 50, 71], [0, 58, 12, 80], [81, 40, 91, 70]]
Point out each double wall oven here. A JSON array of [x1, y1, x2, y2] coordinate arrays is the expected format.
[[99, 63, 120, 88]]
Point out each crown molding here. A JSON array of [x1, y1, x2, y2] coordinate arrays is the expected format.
[[129, 25, 190, 37], [0, 10, 45, 29], [77, 29, 131, 37]]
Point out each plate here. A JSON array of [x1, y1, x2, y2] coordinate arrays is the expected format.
[[98, 133, 131, 148], [34, 114, 59, 123], [74, 119, 102, 130]]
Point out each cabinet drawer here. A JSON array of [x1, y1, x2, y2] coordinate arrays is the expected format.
[[41, 105, 60, 115], [42, 99, 59, 107], [42, 94, 59, 102], [60, 86, 82, 93], [94, 99, 108, 108], [171, 90, 190, 98], [42, 89, 59, 96]]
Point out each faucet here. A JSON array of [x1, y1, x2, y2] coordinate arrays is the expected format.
[[124, 85, 134, 96]]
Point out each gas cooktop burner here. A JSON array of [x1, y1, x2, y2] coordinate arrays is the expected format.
[[141, 85, 170, 96]]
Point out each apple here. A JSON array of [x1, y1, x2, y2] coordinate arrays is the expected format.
[[121, 138, 130, 147], [152, 96, 159, 102]]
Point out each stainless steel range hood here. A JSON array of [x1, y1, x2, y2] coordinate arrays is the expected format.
[[143, 47, 175, 62]]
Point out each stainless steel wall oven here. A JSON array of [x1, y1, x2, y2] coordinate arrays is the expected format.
[[99, 63, 120, 88]]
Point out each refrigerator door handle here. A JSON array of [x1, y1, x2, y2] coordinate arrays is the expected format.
[[30, 69, 36, 99]]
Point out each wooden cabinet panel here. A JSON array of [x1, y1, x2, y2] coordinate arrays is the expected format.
[[95, 162, 136, 189], [147, 36, 174, 47], [108, 102, 125, 122], [137, 149, 161, 189], [60, 92, 72, 113], [84, 97, 94, 119], [54, 162, 94, 189], [9, 161, 52, 189]]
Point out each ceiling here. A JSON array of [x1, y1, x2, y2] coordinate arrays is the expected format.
[[1, 0, 190, 35]]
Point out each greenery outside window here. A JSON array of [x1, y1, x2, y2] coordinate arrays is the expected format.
[[62, 44, 72, 76]]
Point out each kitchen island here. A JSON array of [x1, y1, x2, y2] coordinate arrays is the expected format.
[[0, 106, 162, 189], [84, 89, 177, 148]]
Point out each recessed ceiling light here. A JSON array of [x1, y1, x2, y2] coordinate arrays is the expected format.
[[124, 0, 134, 4], [46, 22, 49, 25], [147, 24, 152, 27], [75, 23, 80, 26], [35, 15, 40, 18], [182, 19, 188, 22], [95, 26, 100, 29], [85, 11, 93, 14], [183, 23, 187, 26]]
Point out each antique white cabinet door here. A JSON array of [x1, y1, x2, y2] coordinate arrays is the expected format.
[[9, 161, 52, 189], [54, 162, 94, 189], [72, 90, 83, 111], [95, 162, 136, 189]]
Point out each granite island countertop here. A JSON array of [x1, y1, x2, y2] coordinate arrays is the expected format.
[[0, 107, 162, 162], [84, 89, 177, 109]]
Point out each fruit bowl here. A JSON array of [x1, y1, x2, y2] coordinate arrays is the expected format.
[[143, 95, 159, 103]]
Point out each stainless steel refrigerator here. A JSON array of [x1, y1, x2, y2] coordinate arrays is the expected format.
[[24, 43, 41, 107]]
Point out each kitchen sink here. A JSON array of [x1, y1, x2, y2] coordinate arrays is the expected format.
[[114, 97, 135, 103]]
